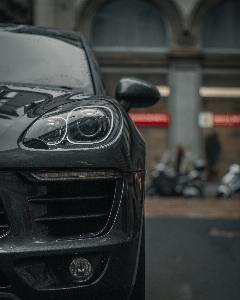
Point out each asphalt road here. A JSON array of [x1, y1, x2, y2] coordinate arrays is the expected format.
[[145, 197, 240, 300]]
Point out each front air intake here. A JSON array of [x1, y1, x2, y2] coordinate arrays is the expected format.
[[0, 198, 10, 237], [28, 179, 117, 238], [0, 270, 11, 288]]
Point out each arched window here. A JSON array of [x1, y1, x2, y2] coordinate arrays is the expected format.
[[202, 0, 240, 51], [91, 0, 169, 51]]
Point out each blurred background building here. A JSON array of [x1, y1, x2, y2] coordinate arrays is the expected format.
[[1, 0, 240, 181]]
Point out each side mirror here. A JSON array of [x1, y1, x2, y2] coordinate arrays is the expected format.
[[115, 77, 160, 111]]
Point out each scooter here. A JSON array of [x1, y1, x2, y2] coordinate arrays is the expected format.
[[145, 159, 206, 198], [216, 163, 240, 198]]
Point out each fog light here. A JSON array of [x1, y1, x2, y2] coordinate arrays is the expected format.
[[69, 258, 92, 281]]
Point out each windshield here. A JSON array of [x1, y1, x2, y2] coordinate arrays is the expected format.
[[0, 30, 94, 94]]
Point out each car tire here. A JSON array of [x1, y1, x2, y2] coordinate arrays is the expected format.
[[130, 219, 145, 300]]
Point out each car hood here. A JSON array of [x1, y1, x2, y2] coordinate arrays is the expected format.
[[0, 84, 73, 135], [0, 84, 93, 155]]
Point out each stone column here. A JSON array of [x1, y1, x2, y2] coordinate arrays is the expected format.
[[167, 65, 202, 159], [33, 0, 85, 30], [33, 0, 56, 27]]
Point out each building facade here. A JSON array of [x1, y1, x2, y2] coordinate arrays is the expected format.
[[2, 0, 240, 180]]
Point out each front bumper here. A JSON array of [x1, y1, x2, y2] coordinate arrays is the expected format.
[[0, 170, 144, 300]]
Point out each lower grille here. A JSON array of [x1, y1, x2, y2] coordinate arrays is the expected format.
[[0, 293, 20, 300], [0, 270, 11, 288], [28, 179, 117, 238], [0, 198, 10, 237]]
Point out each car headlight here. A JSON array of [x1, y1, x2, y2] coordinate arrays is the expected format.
[[68, 107, 111, 143], [22, 100, 122, 150]]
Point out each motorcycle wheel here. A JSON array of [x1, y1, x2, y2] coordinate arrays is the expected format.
[[145, 181, 157, 197], [182, 186, 203, 198], [216, 186, 231, 198]]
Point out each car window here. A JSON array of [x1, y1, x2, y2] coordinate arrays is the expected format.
[[0, 30, 94, 94]]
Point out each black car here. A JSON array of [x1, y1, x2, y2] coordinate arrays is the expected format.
[[0, 24, 160, 300]]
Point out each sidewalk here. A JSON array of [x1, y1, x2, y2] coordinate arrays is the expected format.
[[145, 181, 240, 219], [145, 197, 240, 219]]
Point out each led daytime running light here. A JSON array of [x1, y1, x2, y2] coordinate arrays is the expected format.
[[21, 170, 122, 181]]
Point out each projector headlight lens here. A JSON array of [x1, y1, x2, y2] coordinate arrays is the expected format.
[[68, 107, 111, 143]]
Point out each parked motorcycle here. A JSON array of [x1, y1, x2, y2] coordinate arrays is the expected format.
[[145, 159, 206, 198], [216, 163, 240, 198]]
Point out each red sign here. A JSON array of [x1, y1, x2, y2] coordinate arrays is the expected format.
[[199, 112, 240, 127], [129, 112, 170, 127], [213, 114, 240, 127]]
